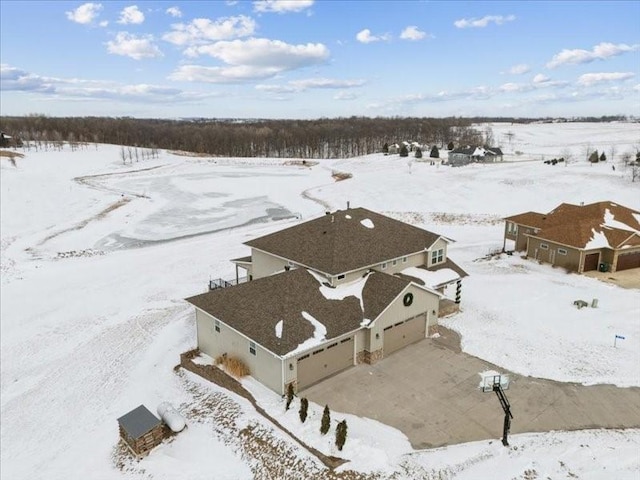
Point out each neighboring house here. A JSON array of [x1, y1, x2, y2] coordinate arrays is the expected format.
[[186, 208, 467, 394], [0, 132, 13, 147], [503, 201, 640, 273], [447, 146, 504, 166]]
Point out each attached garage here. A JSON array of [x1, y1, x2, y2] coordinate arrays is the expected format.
[[583, 252, 600, 272], [297, 336, 354, 390], [617, 251, 640, 271], [383, 313, 426, 356]]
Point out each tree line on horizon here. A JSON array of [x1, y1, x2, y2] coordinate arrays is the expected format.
[[1, 115, 490, 159], [0, 114, 629, 159]]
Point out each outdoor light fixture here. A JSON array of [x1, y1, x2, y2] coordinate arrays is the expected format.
[[376, 333, 380, 340]]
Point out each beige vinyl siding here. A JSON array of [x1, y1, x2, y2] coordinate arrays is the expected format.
[[355, 329, 368, 354], [333, 269, 369, 285], [195, 308, 284, 394], [251, 249, 290, 279], [334, 251, 426, 285], [527, 237, 581, 272], [427, 239, 448, 267], [516, 226, 538, 251], [369, 284, 439, 353]]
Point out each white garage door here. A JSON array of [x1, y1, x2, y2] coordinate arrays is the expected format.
[[297, 337, 354, 390]]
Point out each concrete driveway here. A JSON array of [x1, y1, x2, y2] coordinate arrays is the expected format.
[[303, 328, 640, 449]]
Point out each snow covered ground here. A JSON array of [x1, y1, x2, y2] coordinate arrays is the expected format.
[[1, 122, 639, 479]]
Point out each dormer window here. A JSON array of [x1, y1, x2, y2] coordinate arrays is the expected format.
[[431, 248, 444, 264]]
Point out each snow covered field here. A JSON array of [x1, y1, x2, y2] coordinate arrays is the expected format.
[[1, 122, 639, 479]]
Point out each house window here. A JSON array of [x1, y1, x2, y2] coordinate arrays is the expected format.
[[214, 319, 220, 333], [249, 341, 256, 356], [558, 248, 567, 255], [402, 256, 407, 263], [540, 243, 549, 250], [392, 259, 397, 266], [508, 222, 518, 234], [381, 262, 387, 270], [337, 274, 345, 280], [431, 248, 444, 264]]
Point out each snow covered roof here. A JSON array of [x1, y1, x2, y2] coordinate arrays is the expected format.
[[117, 405, 162, 440], [186, 268, 414, 357], [397, 259, 468, 288], [244, 207, 442, 276], [506, 201, 640, 250]]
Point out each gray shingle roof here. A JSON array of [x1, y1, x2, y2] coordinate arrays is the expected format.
[[244, 208, 441, 276], [118, 405, 162, 439], [186, 268, 412, 356]]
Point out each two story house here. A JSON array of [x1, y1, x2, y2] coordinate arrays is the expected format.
[[186, 208, 467, 394]]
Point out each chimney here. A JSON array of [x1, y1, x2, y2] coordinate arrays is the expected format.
[[347, 201, 350, 209]]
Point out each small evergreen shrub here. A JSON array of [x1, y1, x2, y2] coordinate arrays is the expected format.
[[285, 383, 294, 411], [299, 398, 309, 423], [335, 420, 348, 451], [320, 405, 331, 435]]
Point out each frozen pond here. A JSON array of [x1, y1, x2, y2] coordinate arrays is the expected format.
[[92, 167, 305, 251]]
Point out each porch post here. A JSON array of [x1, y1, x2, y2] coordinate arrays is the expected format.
[[455, 280, 462, 304], [235, 264, 239, 283]]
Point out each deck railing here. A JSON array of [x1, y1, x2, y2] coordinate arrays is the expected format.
[[209, 276, 248, 291]]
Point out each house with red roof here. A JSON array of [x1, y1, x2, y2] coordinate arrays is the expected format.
[[503, 201, 640, 273]]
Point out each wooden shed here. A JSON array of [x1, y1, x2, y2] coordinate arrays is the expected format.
[[117, 405, 164, 457]]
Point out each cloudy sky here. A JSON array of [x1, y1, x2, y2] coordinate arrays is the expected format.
[[1, 0, 639, 119]]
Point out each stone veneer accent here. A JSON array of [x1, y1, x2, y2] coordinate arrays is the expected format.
[[356, 350, 365, 365], [362, 348, 383, 364]]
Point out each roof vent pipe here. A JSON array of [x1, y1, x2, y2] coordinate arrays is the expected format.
[[347, 201, 350, 209], [325, 211, 330, 215]]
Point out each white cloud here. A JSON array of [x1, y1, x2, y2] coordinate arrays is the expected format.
[[547, 42, 640, 68], [290, 78, 365, 89], [183, 38, 329, 69], [334, 91, 357, 100], [166, 6, 182, 18], [532, 73, 550, 83], [0, 64, 214, 103], [253, 0, 314, 13], [169, 38, 328, 83], [65, 3, 103, 24], [163, 16, 256, 46], [117, 5, 145, 25], [500, 82, 527, 93], [454, 14, 515, 29], [400, 26, 428, 41], [256, 77, 365, 93], [106, 32, 163, 60], [255, 84, 297, 93], [577, 72, 635, 86], [99, 20, 109, 27], [169, 64, 281, 83], [356, 29, 391, 44], [507, 64, 530, 75]]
